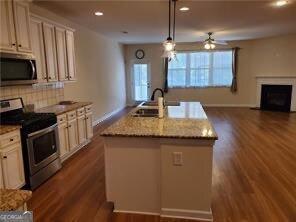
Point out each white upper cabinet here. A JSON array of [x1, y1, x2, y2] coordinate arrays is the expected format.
[[66, 30, 76, 81], [55, 27, 68, 81], [0, 1, 17, 52], [43, 22, 58, 82], [12, 0, 32, 53], [30, 16, 47, 82]]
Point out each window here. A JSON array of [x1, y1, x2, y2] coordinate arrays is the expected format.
[[168, 50, 233, 88]]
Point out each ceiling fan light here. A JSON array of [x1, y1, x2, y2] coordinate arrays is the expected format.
[[204, 43, 211, 50], [210, 43, 216, 49], [276, 0, 288, 7]]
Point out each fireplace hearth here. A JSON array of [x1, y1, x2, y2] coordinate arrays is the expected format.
[[260, 84, 292, 112]]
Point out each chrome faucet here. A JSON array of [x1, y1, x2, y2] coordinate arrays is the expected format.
[[150, 88, 164, 101]]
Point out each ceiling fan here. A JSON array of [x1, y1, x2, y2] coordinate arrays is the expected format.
[[201, 32, 228, 50]]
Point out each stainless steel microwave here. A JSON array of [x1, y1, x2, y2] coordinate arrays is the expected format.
[[0, 52, 37, 86]]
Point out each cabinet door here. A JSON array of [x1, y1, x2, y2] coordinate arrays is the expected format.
[[77, 115, 87, 144], [13, 1, 32, 53], [30, 17, 47, 82], [55, 27, 68, 81], [65, 30, 76, 81], [0, 1, 16, 52], [58, 122, 69, 158], [67, 119, 78, 150], [1, 144, 25, 189], [85, 112, 93, 139], [43, 22, 58, 82]]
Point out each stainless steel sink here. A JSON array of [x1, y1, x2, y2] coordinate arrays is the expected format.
[[132, 108, 159, 117], [141, 101, 180, 106]]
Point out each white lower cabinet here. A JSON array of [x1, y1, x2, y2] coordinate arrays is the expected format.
[[67, 118, 78, 151], [57, 105, 93, 161], [0, 130, 25, 189], [58, 122, 69, 159], [85, 112, 93, 139], [77, 114, 87, 144]]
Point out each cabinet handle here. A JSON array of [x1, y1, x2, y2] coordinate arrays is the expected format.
[[69, 125, 72, 127], [3, 156, 7, 159], [12, 43, 16, 46], [10, 138, 14, 142], [49, 77, 52, 79], [18, 44, 22, 47]]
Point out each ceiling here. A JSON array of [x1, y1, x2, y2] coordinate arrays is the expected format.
[[33, 0, 296, 44]]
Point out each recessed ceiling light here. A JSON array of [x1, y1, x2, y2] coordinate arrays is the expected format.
[[275, 0, 288, 7], [179, 7, 189, 12], [94, 11, 103, 16]]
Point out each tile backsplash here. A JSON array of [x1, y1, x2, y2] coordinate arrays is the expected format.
[[0, 83, 64, 109]]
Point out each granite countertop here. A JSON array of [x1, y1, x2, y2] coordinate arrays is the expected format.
[[0, 189, 32, 211], [35, 102, 92, 115], [101, 102, 218, 140], [0, 125, 21, 135]]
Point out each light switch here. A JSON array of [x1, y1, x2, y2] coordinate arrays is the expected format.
[[173, 152, 183, 166]]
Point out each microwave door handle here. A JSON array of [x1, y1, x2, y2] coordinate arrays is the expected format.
[[29, 60, 36, 79]]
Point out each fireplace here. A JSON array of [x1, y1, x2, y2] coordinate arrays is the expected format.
[[260, 84, 292, 112]]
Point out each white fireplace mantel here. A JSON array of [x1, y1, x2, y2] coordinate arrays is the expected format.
[[256, 75, 296, 112]]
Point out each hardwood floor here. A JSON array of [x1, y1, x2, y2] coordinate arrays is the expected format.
[[27, 108, 296, 222]]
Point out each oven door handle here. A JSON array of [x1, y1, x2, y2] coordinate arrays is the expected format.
[[29, 60, 36, 80], [28, 123, 58, 138]]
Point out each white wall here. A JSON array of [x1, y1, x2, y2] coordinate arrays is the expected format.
[[124, 34, 296, 106], [30, 3, 126, 122]]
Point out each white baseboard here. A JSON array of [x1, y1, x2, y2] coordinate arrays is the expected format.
[[114, 209, 160, 216], [92, 106, 126, 127], [113, 208, 213, 221], [161, 208, 213, 221]]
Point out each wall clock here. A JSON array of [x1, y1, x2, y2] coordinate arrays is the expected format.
[[135, 49, 145, 59]]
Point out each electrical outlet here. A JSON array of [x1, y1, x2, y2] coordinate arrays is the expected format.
[[173, 152, 183, 166]]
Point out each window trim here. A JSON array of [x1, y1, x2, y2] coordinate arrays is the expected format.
[[168, 49, 233, 89]]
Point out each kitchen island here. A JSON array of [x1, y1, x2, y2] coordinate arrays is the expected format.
[[101, 102, 218, 221]]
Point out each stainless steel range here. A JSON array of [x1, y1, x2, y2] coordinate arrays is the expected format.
[[0, 98, 61, 190]]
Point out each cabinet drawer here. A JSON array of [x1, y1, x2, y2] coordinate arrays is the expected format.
[[77, 108, 85, 116], [57, 114, 67, 124], [85, 105, 92, 113], [67, 111, 77, 120], [0, 130, 20, 149]]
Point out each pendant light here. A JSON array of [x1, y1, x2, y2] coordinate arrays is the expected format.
[[162, 0, 177, 60]]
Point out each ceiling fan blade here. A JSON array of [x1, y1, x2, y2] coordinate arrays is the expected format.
[[212, 40, 228, 45]]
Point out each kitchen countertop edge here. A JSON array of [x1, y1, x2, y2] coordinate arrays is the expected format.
[[0, 125, 21, 136], [35, 102, 93, 115]]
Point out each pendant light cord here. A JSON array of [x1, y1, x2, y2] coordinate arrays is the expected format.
[[173, 0, 176, 40], [168, 0, 171, 39]]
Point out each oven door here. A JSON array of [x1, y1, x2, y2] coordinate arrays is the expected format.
[[0, 53, 37, 86], [26, 124, 60, 175]]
